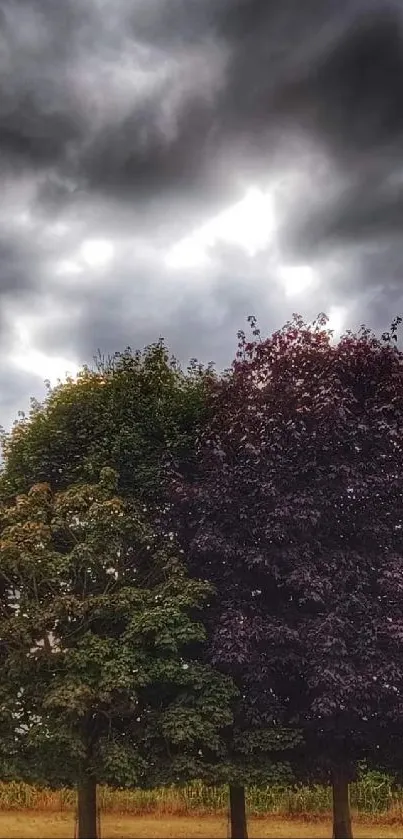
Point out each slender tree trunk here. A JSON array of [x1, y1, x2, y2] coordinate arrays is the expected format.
[[77, 773, 97, 839], [332, 769, 352, 839], [229, 784, 248, 839]]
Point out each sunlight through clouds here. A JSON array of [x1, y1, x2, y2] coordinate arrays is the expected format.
[[54, 239, 114, 277], [166, 187, 275, 269], [327, 305, 347, 339], [11, 317, 79, 385], [279, 264, 318, 297], [13, 350, 79, 384], [80, 239, 114, 268]]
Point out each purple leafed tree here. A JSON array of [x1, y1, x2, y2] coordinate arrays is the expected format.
[[170, 313, 403, 839]]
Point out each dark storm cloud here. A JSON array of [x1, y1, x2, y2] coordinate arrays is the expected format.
[[1, 0, 403, 427], [0, 1, 92, 168], [0, 235, 34, 296], [265, 6, 403, 158], [71, 1, 403, 207], [2, 0, 403, 224], [0, 219, 50, 342], [272, 5, 403, 255], [293, 175, 403, 255]]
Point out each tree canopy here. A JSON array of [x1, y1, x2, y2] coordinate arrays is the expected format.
[[0, 341, 214, 503], [168, 313, 403, 838], [0, 468, 236, 837], [2, 314, 403, 839]]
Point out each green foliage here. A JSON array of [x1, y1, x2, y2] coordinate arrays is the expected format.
[[0, 470, 236, 791], [0, 343, 215, 503], [233, 727, 302, 755], [0, 337, 300, 791]]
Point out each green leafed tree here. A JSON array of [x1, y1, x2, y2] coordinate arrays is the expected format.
[[0, 338, 299, 838], [0, 341, 214, 504], [0, 468, 236, 839]]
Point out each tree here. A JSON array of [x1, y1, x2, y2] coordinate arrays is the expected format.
[[0, 468, 236, 839], [169, 313, 403, 839], [0, 336, 302, 839], [0, 342, 214, 505]]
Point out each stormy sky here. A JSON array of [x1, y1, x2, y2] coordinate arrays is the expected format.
[[1, 0, 403, 428]]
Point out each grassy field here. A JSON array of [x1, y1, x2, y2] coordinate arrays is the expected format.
[[0, 775, 400, 817], [1, 777, 403, 838], [1, 813, 403, 839]]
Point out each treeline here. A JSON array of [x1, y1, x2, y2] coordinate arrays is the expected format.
[[0, 313, 403, 839]]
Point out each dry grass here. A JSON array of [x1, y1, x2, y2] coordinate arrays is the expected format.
[[1, 779, 403, 838], [0, 813, 402, 839], [0, 777, 400, 817]]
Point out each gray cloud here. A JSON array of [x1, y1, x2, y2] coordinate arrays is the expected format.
[[0, 0, 403, 427]]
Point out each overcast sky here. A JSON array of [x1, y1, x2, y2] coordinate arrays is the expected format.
[[1, 0, 403, 428]]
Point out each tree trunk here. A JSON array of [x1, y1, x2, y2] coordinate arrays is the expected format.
[[229, 784, 248, 839], [77, 773, 97, 839], [332, 769, 352, 839]]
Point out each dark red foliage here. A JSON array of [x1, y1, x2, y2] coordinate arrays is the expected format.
[[170, 313, 403, 779]]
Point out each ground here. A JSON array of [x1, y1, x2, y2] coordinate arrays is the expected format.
[[0, 813, 402, 838]]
